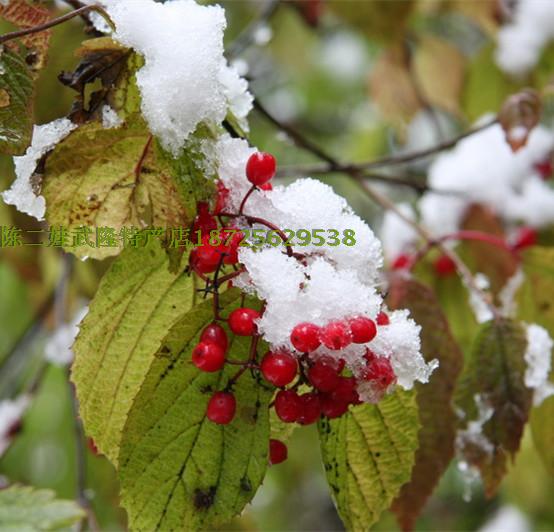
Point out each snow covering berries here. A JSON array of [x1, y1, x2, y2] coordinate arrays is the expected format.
[[187, 144, 436, 441]]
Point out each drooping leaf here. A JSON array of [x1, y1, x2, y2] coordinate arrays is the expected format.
[[318, 390, 419, 531], [454, 318, 532, 497], [530, 398, 554, 475], [71, 240, 194, 464], [369, 44, 421, 132], [0, 484, 85, 530], [516, 247, 554, 336], [498, 89, 542, 152], [328, 0, 414, 43], [42, 119, 207, 260], [0, 0, 51, 155], [460, 204, 518, 296], [516, 247, 554, 474], [388, 277, 463, 531], [118, 289, 272, 531], [413, 34, 466, 117]]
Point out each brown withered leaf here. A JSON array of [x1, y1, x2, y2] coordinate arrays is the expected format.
[[499, 89, 542, 152], [460, 204, 518, 296], [388, 277, 463, 531], [454, 318, 532, 497]]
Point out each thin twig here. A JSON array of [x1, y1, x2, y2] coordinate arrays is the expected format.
[[0, 5, 114, 46]]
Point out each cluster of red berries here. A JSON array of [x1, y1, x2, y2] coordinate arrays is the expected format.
[[188, 151, 276, 275]]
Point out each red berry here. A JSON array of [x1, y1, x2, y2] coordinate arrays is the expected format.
[[192, 342, 225, 372], [261, 350, 298, 387], [349, 316, 377, 344], [192, 202, 218, 234], [220, 229, 244, 265], [200, 323, 228, 352], [376, 311, 390, 326], [320, 320, 352, 350], [190, 235, 224, 274], [214, 180, 230, 214], [259, 182, 273, 191], [433, 254, 456, 277], [269, 439, 288, 465], [308, 357, 342, 392], [290, 322, 321, 352], [274, 390, 301, 423], [206, 391, 236, 424], [512, 226, 537, 251], [320, 393, 349, 419], [534, 158, 553, 180], [362, 357, 396, 389], [364, 348, 377, 363], [297, 392, 321, 425], [228, 307, 260, 336], [392, 254, 411, 270], [246, 152, 276, 186], [331, 376, 360, 405]]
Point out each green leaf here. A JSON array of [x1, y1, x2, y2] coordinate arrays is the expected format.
[[71, 240, 194, 464], [318, 390, 419, 531], [0, 46, 34, 155], [118, 289, 272, 531], [530, 398, 554, 475], [0, 0, 52, 155], [42, 119, 195, 260], [517, 247, 554, 336], [454, 318, 532, 497], [516, 247, 554, 475], [388, 277, 464, 531], [0, 484, 85, 531]]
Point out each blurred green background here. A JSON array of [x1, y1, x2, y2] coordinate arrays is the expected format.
[[1, 1, 554, 530]]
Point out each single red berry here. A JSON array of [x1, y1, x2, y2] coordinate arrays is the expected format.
[[269, 439, 288, 465], [320, 393, 349, 419], [392, 254, 411, 270], [261, 350, 298, 387], [308, 357, 342, 392], [290, 322, 321, 352], [192, 342, 225, 372], [349, 316, 377, 344], [206, 391, 236, 424], [433, 254, 456, 277], [200, 323, 228, 352], [512, 226, 537, 251], [246, 152, 276, 186], [297, 392, 322, 425], [274, 390, 302, 423], [259, 182, 273, 191], [220, 228, 244, 265], [190, 235, 224, 274], [376, 311, 390, 326], [363, 357, 396, 389], [228, 308, 260, 336], [320, 320, 352, 350], [214, 180, 230, 214], [192, 202, 218, 235], [534, 158, 553, 180], [331, 376, 359, 405]]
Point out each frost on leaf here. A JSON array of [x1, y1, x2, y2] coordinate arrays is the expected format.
[[1, 118, 76, 220], [523, 323, 554, 406], [454, 319, 532, 497]]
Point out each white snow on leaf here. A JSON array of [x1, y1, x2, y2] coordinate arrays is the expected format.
[[495, 0, 554, 76], [44, 307, 89, 366], [465, 273, 494, 324], [101, 105, 123, 129], [0, 395, 30, 457], [101, 0, 251, 155], [524, 323, 554, 406], [1, 118, 77, 221]]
